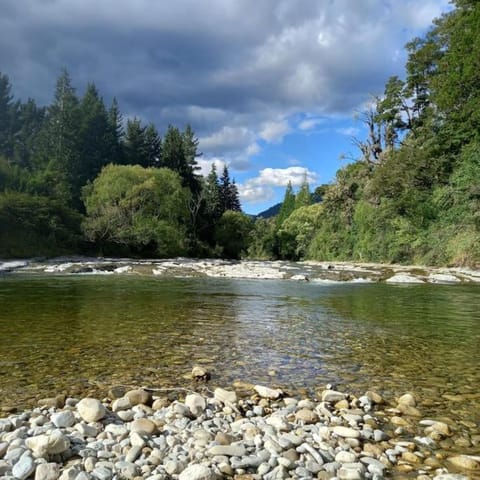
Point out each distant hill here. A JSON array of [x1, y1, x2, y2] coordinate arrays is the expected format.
[[256, 202, 281, 219]]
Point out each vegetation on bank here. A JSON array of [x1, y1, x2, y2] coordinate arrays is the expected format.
[[0, 0, 478, 265]]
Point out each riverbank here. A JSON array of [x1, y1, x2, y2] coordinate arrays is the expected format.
[[1, 257, 480, 284], [1, 379, 478, 480]]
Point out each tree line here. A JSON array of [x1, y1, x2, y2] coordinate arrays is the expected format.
[[248, 0, 479, 267], [1, 0, 478, 266], [0, 70, 247, 258]]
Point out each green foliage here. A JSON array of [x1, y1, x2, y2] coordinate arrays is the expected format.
[[276, 181, 295, 226], [247, 218, 278, 259], [219, 165, 241, 213], [277, 204, 322, 260], [215, 211, 254, 259], [0, 191, 81, 257], [82, 165, 190, 257]]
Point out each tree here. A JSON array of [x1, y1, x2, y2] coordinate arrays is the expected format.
[[276, 181, 295, 226], [144, 123, 162, 168], [124, 118, 147, 167], [77, 83, 110, 197], [295, 175, 312, 209], [82, 164, 190, 257], [106, 97, 124, 164], [219, 164, 241, 212], [215, 211, 253, 259], [33, 69, 81, 204], [182, 124, 201, 193], [0, 73, 14, 158]]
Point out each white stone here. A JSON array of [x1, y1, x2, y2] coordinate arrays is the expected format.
[[111, 397, 132, 412], [12, 455, 36, 480], [386, 273, 424, 284], [25, 434, 49, 458], [336, 451, 357, 463], [35, 463, 60, 480], [51, 411, 76, 429], [254, 385, 283, 399], [321, 390, 346, 403], [332, 426, 361, 438], [178, 464, 216, 480], [428, 273, 460, 284], [214, 388, 237, 405], [207, 444, 246, 456], [77, 398, 107, 422], [46, 430, 70, 454], [185, 393, 207, 417]]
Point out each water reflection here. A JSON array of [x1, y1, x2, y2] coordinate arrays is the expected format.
[[0, 275, 479, 425]]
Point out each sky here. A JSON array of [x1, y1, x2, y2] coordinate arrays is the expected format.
[[0, 0, 451, 214]]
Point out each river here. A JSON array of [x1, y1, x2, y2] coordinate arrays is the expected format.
[[1, 273, 479, 427]]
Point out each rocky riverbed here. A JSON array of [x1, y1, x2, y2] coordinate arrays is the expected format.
[[0, 377, 478, 480], [1, 257, 479, 284]]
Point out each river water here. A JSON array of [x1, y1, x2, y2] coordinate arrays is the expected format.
[[0, 275, 479, 426]]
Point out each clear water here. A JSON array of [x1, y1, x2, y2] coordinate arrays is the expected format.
[[0, 275, 479, 427]]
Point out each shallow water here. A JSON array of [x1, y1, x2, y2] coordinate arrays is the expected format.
[[0, 275, 479, 424]]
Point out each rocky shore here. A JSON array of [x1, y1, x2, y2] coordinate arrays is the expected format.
[[1, 257, 480, 284], [0, 378, 478, 480]]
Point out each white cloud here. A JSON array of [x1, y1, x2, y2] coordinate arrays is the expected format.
[[259, 119, 290, 143], [196, 157, 226, 177], [336, 127, 360, 137], [238, 184, 275, 204], [199, 126, 256, 153], [298, 117, 323, 131], [238, 166, 318, 204]]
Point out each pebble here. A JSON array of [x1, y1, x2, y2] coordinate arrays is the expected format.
[[0, 385, 475, 480]]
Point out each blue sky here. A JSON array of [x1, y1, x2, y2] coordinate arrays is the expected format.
[[0, 0, 451, 214]]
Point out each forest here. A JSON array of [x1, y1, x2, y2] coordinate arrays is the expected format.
[[0, 0, 479, 266]]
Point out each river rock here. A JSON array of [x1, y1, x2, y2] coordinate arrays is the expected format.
[[295, 408, 318, 424], [35, 463, 60, 480], [447, 455, 480, 470], [47, 430, 70, 454], [397, 393, 416, 407], [12, 454, 35, 480], [130, 418, 157, 435], [191, 366, 211, 381], [321, 390, 346, 403], [185, 393, 207, 417], [178, 464, 216, 480], [111, 397, 131, 412], [124, 389, 151, 406], [207, 444, 247, 456], [333, 426, 361, 438], [386, 273, 424, 284], [214, 388, 237, 404], [77, 398, 106, 422], [51, 410, 75, 429], [254, 385, 283, 399]]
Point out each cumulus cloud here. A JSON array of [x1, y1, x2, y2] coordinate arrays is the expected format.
[[238, 166, 318, 203], [0, 0, 450, 171]]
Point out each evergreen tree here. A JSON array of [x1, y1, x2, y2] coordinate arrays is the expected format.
[[77, 83, 110, 196], [124, 118, 148, 166], [106, 97, 124, 164], [0, 73, 14, 158], [219, 165, 240, 212], [182, 124, 201, 193], [204, 163, 221, 220], [276, 181, 295, 226], [295, 175, 312, 209], [144, 123, 161, 168], [34, 69, 81, 203]]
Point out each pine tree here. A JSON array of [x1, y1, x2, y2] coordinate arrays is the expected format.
[[295, 175, 312, 209], [0, 73, 14, 158], [204, 163, 221, 220], [106, 97, 124, 164], [77, 83, 110, 194], [277, 181, 295, 226], [34, 68, 81, 203], [218, 165, 241, 213], [228, 180, 241, 212], [144, 123, 161, 168], [124, 118, 148, 167]]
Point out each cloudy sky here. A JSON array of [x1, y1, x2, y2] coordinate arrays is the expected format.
[[1, 0, 451, 213]]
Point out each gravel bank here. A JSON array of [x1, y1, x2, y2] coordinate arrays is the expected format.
[[0, 379, 478, 480]]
